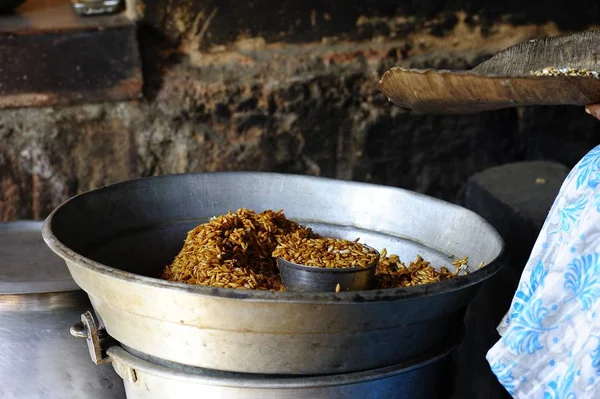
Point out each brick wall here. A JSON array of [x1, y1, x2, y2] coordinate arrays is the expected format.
[[1, 0, 600, 220]]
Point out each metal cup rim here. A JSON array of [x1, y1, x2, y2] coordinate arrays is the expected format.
[[276, 244, 380, 273]]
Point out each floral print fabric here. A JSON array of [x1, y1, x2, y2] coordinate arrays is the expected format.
[[487, 145, 600, 398]]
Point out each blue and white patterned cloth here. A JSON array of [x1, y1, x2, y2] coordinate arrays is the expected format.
[[487, 145, 600, 398]]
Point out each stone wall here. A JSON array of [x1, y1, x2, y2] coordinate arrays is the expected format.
[[2, 0, 600, 220]]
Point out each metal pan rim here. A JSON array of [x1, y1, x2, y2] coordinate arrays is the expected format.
[[42, 172, 507, 304]]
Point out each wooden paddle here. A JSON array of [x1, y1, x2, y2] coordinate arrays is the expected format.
[[378, 30, 600, 115]]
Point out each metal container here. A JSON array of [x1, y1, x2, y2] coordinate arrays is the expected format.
[[277, 244, 380, 292], [43, 172, 506, 375], [0, 221, 125, 399], [106, 327, 462, 399]]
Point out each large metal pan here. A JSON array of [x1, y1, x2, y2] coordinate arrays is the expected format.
[[42, 172, 505, 375]]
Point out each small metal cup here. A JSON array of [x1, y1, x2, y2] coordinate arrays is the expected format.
[[277, 246, 380, 293]]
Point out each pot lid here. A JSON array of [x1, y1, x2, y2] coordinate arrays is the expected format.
[[0, 221, 79, 295]]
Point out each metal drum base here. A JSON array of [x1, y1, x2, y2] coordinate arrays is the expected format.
[[0, 292, 125, 399], [107, 330, 461, 399]]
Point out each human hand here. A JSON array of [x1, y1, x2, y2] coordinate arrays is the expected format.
[[586, 105, 600, 120]]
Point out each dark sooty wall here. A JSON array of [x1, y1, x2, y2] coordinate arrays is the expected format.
[[1, 0, 599, 220]]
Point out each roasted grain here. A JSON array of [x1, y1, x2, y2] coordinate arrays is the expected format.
[[531, 67, 599, 78], [162, 208, 465, 291], [272, 236, 378, 269]]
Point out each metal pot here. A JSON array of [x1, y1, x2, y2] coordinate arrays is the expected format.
[[43, 172, 506, 375], [0, 221, 125, 399], [105, 328, 461, 399]]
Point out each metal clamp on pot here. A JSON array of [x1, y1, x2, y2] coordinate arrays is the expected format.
[[70, 311, 139, 385], [70, 310, 116, 365]]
